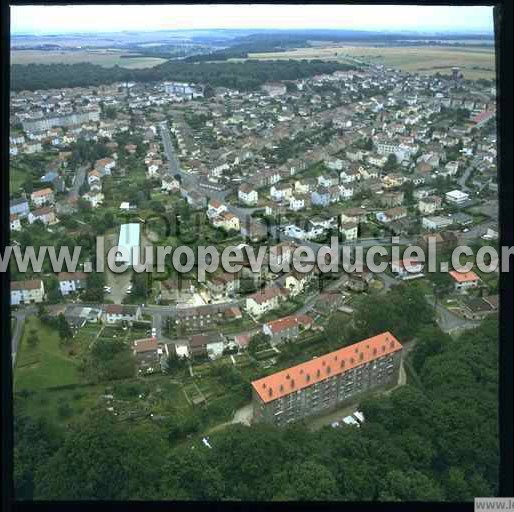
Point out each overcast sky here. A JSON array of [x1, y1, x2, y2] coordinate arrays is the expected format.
[[11, 4, 494, 35]]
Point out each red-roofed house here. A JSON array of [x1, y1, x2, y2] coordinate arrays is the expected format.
[[245, 287, 289, 318], [263, 314, 314, 344], [30, 187, 55, 207], [449, 270, 480, 291]]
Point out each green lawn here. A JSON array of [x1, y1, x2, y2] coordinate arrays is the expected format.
[[14, 317, 83, 390]]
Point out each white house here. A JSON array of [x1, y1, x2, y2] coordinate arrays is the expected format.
[[95, 157, 116, 176], [422, 215, 453, 231], [238, 183, 258, 205], [391, 259, 424, 278], [30, 187, 55, 207], [338, 184, 354, 201], [161, 175, 180, 193], [288, 196, 306, 211], [207, 199, 227, 219], [270, 183, 293, 202], [340, 222, 358, 241], [11, 279, 45, 305], [449, 270, 480, 291], [58, 271, 88, 296], [445, 190, 470, 206], [245, 287, 288, 317], [10, 214, 22, 232], [103, 304, 142, 324], [418, 196, 443, 215], [213, 212, 240, 232]]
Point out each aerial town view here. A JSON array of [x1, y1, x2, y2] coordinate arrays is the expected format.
[[8, 3, 504, 503]]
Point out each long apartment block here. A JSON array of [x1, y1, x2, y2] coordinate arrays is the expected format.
[[251, 331, 403, 426]]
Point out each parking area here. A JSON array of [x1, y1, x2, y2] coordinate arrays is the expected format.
[[104, 233, 133, 304]]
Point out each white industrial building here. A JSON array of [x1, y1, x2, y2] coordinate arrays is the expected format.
[[116, 223, 141, 266]]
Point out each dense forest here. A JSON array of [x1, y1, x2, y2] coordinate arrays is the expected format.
[[11, 60, 356, 92], [15, 313, 499, 501]]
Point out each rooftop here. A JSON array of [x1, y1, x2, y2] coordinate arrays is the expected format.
[[252, 331, 402, 403], [449, 270, 480, 283]]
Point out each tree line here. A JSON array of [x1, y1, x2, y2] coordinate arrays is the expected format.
[[11, 60, 356, 92]]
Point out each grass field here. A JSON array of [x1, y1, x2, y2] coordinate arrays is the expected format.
[[14, 317, 83, 390], [245, 43, 495, 80], [11, 49, 167, 69]]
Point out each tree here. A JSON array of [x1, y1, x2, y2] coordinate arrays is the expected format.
[[82, 272, 105, 302], [247, 332, 269, 357], [273, 461, 341, 501], [384, 153, 398, 172], [411, 325, 450, 373], [161, 448, 225, 500], [14, 412, 59, 500], [27, 329, 40, 348], [57, 313, 73, 344], [35, 414, 165, 500]]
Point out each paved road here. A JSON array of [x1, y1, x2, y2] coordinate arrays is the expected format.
[[11, 305, 37, 367], [68, 163, 88, 199], [425, 295, 479, 333]]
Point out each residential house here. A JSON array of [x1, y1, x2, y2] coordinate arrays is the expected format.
[[379, 191, 404, 208], [28, 206, 57, 225], [341, 208, 368, 225], [10, 197, 30, 218], [263, 314, 314, 345], [238, 183, 258, 205], [422, 215, 453, 231], [461, 295, 499, 320], [189, 333, 225, 360], [289, 195, 306, 211], [103, 304, 142, 325], [418, 196, 443, 215], [161, 175, 180, 193], [270, 182, 293, 202], [317, 171, 339, 188], [391, 259, 424, 278], [340, 222, 359, 241], [206, 272, 240, 299], [94, 157, 116, 176], [81, 191, 104, 208], [449, 270, 480, 292], [10, 214, 22, 232], [376, 207, 407, 224], [57, 271, 87, 296], [245, 287, 289, 318], [213, 212, 240, 232], [134, 338, 162, 372], [207, 199, 227, 219], [311, 186, 331, 207], [284, 269, 315, 296], [445, 190, 470, 206], [11, 279, 45, 305], [30, 187, 55, 207]]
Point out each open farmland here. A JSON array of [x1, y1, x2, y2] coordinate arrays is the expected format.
[[246, 43, 495, 80], [11, 49, 167, 68]]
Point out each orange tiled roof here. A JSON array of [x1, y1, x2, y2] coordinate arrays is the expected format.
[[449, 270, 480, 283], [251, 332, 402, 403], [266, 314, 313, 334]]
